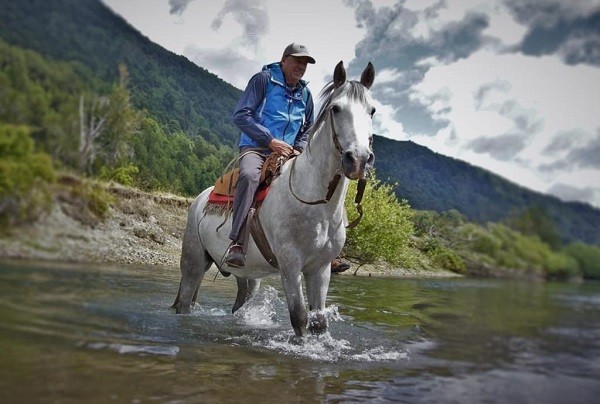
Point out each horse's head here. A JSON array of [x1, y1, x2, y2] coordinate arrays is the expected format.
[[318, 61, 376, 180]]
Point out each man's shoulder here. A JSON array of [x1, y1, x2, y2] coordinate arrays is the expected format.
[[251, 69, 271, 84]]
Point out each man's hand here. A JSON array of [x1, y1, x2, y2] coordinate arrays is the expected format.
[[268, 139, 294, 157]]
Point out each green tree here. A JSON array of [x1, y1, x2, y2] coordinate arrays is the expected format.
[[96, 64, 142, 170], [507, 204, 562, 250]]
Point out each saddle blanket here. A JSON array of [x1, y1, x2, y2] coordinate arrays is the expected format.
[[207, 187, 270, 207]]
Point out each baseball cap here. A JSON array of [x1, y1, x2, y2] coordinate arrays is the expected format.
[[282, 43, 316, 64]]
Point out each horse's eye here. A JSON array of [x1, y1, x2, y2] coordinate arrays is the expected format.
[[331, 105, 341, 113], [370, 107, 376, 117]]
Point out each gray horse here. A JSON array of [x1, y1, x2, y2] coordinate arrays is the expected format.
[[173, 61, 376, 337]]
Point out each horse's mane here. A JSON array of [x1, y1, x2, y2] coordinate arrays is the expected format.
[[308, 80, 371, 141]]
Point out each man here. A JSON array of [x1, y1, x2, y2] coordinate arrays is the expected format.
[[225, 43, 351, 273], [225, 43, 315, 268]]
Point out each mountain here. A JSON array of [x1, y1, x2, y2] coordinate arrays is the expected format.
[[0, 0, 242, 147], [1, 0, 598, 246], [373, 136, 600, 245]]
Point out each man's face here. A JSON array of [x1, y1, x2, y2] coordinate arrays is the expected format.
[[281, 56, 310, 85]]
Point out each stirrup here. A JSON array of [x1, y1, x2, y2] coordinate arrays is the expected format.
[[225, 243, 246, 268]]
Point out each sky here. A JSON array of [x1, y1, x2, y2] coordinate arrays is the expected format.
[[102, 0, 600, 208]]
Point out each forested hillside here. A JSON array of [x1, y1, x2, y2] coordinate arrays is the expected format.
[[0, 39, 234, 195], [373, 136, 600, 245], [0, 0, 241, 146]]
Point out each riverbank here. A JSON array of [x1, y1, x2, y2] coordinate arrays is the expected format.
[[0, 178, 458, 278]]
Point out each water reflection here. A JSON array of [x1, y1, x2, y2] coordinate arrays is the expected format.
[[1, 261, 599, 403]]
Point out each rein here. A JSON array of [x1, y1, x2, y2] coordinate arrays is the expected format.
[[288, 109, 367, 229]]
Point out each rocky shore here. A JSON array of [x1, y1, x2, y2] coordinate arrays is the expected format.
[[0, 179, 458, 278], [0, 181, 191, 268]]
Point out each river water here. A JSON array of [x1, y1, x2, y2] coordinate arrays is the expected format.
[[0, 261, 599, 403]]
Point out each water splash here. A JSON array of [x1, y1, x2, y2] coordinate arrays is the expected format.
[[230, 288, 407, 362], [233, 285, 282, 329], [255, 331, 408, 363]]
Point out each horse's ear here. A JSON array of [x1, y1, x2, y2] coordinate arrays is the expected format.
[[360, 62, 375, 89], [333, 61, 346, 89]]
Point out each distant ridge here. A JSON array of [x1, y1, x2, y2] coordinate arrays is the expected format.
[[373, 136, 600, 245]]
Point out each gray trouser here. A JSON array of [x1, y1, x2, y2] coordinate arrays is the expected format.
[[229, 149, 266, 242]]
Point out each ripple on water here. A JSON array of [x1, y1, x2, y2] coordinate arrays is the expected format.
[[81, 341, 180, 357]]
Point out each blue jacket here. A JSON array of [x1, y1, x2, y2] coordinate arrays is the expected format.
[[233, 63, 314, 151]]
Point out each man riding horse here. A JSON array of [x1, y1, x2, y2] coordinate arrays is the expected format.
[[226, 42, 349, 273]]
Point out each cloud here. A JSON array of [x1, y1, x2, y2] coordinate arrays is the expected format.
[[504, 0, 600, 65], [211, 0, 269, 47], [540, 130, 600, 172], [169, 0, 194, 16], [542, 129, 586, 155], [547, 182, 599, 206], [467, 132, 529, 161], [474, 80, 511, 110], [342, 1, 493, 136], [184, 45, 262, 89]]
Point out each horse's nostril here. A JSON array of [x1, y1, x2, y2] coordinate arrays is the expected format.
[[343, 151, 354, 163], [367, 153, 374, 165]]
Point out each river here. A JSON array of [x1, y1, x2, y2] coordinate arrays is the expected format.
[[0, 261, 599, 403]]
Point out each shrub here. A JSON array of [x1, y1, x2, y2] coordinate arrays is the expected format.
[[544, 251, 580, 280], [0, 124, 55, 226], [431, 246, 466, 274], [563, 243, 600, 279], [344, 175, 417, 267], [99, 164, 139, 187]]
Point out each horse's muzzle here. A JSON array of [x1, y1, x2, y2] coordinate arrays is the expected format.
[[342, 149, 374, 180]]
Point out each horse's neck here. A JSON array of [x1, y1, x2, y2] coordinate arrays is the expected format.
[[290, 123, 349, 207]]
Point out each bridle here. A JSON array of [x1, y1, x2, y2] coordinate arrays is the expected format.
[[288, 107, 369, 229]]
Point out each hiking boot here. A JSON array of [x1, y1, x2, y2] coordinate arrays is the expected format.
[[225, 244, 245, 268], [331, 257, 351, 273]]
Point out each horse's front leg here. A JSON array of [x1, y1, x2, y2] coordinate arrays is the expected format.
[[305, 265, 331, 334], [280, 270, 307, 337]]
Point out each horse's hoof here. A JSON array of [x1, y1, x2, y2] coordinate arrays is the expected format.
[[175, 305, 191, 314], [308, 314, 328, 334]]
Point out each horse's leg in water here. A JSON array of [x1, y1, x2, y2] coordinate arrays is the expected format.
[[172, 217, 212, 314], [280, 270, 308, 337], [232, 277, 261, 313], [305, 265, 331, 334]]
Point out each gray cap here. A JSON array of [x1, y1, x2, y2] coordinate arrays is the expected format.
[[282, 43, 316, 64]]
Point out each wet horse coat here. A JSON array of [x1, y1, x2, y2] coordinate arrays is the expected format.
[[173, 61, 376, 337]]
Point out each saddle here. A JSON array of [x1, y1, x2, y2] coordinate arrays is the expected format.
[[208, 151, 290, 206]]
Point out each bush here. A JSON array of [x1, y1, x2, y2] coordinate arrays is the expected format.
[[69, 181, 114, 219], [563, 243, 600, 279], [431, 246, 466, 274], [99, 164, 139, 187], [344, 175, 417, 267], [544, 251, 580, 280], [0, 124, 55, 226]]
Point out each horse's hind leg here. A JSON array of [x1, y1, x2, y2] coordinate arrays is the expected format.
[[232, 277, 261, 313], [305, 265, 331, 334], [172, 220, 212, 314]]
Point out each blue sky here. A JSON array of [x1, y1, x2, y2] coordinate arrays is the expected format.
[[103, 0, 600, 208]]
